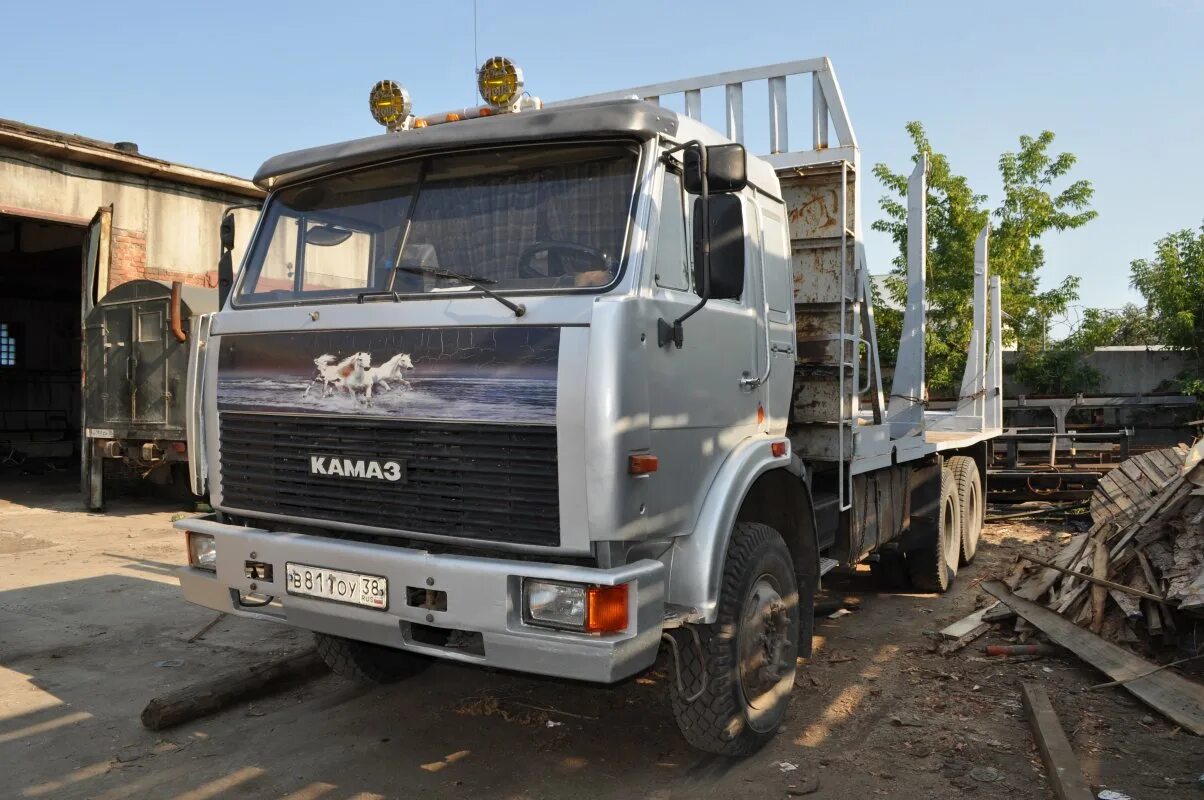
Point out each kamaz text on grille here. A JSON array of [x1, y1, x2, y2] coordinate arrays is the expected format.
[[309, 456, 405, 482]]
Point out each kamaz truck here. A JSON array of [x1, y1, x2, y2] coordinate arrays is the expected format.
[[175, 57, 1002, 755]]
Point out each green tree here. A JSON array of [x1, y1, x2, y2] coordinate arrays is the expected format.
[[1130, 223, 1204, 367], [1068, 304, 1160, 349], [872, 124, 1097, 397], [1008, 304, 1159, 394]]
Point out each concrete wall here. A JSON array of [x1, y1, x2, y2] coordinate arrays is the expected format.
[[0, 145, 258, 291], [1003, 347, 1192, 396]]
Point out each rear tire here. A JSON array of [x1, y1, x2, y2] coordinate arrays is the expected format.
[[907, 467, 961, 593], [947, 456, 983, 565], [314, 632, 429, 683], [669, 522, 802, 757]]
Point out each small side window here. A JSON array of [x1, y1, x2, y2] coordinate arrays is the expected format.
[[761, 204, 792, 313], [0, 323, 16, 367], [653, 171, 691, 291]]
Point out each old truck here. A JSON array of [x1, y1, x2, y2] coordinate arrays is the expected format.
[[175, 57, 1002, 755], [82, 278, 218, 510]]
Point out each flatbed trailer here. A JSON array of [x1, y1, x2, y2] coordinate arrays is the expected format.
[[174, 56, 1002, 756]]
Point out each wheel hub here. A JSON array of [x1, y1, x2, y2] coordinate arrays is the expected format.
[[738, 576, 793, 709]]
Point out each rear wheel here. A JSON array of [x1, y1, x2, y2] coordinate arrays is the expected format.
[[907, 467, 961, 593], [314, 632, 429, 683], [947, 456, 983, 565], [669, 522, 801, 756]]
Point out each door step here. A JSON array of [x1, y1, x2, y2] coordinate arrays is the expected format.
[[819, 557, 840, 577]]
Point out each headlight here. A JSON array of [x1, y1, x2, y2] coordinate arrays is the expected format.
[[523, 579, 628, 633], [187, 532, 217, 571]]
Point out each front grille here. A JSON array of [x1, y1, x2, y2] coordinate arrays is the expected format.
[[219, 412, 560, 547]]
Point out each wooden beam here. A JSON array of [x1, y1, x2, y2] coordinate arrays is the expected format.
[[1021, 683, 1095, 800], [141, 649, 327, 731], [940, 603, 997, 639], [1019, 554, 1166, 603], [983, 580, 1204, 735]]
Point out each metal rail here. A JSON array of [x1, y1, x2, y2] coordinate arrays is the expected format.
[[554, 57, 857, 170]]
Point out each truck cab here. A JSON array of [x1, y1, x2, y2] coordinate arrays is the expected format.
[[176, 57, 1001, 756]]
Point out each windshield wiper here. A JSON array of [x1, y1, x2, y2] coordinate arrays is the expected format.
[[396, 265, 526, 317]]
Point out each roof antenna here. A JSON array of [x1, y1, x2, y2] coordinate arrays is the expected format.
[[472, 0, 479, 105]]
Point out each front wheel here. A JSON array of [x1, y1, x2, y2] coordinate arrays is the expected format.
[[669, 522, 802, 756], [314, 632, 429, 683]]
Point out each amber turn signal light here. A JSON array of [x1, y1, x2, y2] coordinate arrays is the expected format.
[[628, 454, 659, 475], [771, 441, 788, 457], [585, 584, 628, 633]]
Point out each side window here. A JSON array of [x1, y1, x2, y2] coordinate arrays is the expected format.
[[761, 204, 792, 313], [653, 171, 690, 291], [0, 322, 16, 366]]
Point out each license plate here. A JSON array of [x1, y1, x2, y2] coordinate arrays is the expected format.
[[284, 563, 388, 610]]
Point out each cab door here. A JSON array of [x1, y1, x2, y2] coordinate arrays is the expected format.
[[643, 169, 765, 534]]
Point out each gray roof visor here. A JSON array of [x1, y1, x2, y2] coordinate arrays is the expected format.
[[253, 100, 677, 190]]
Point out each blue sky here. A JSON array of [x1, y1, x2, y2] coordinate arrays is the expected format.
[[3, 0, 1201, 335]]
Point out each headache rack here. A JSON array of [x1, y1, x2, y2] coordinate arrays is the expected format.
[[559, 58, 1003, 509]]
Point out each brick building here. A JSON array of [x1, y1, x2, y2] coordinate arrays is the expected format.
[[0, 117, 263, 470]]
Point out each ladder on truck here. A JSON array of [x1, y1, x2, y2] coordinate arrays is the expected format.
[[560, 58, 888, 511]]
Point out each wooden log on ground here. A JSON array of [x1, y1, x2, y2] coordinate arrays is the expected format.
[[1015, 533, 1091, 603], [1020, 683, 1095, 800], [939, 622, 990, 655], [983, 580, 1204, 735], [1090, 538, 1109, 633], [141, 649, 327, 731], [1018, 554, 1166, 603], [940, 603, 997, 639]]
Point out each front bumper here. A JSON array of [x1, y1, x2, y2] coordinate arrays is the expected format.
[[174, 515, 665, 683]]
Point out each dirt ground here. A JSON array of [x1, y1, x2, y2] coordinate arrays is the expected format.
[[1, 474, 1200, 799]]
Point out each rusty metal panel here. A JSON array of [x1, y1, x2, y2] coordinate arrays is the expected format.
[[794, 307, 855, 364], [788, 423, 853, 462], [792, 378, 856, 423], [782, 173, 855, 237], [792, 246, 846, 305]]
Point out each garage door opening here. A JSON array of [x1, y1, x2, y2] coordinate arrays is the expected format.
[[0, 214, 87, 481]]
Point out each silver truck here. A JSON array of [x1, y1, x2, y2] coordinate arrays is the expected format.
[[175, 57, 1002, 755]]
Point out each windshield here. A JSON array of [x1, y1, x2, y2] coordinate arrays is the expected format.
[[235, 142, 640, 305]]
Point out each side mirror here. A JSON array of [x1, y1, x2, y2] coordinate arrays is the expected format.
[[693, 194, 745, 300], [217, 212, 235, 307], [684, 143, 748, 195], [219, 213, 235, 251]]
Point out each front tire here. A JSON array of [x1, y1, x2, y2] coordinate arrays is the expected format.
[[314, 633, 429, 683], [669, 522, 802, 756], [907, 466, 961, 593]]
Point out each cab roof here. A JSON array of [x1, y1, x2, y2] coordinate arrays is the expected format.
[[253, 99, 678, 190]]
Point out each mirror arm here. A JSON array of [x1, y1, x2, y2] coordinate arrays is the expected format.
[[216, 202, 261, 308], [658, 141, 708, 349]]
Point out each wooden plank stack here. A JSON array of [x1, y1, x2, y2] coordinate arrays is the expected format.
[[1008, 445, 1204, 649]]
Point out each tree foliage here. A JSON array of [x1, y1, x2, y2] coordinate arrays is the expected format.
[[1008, 304, 1159, 394], [1130, 223, 1204, 366], [872, 123, 1097, 397]]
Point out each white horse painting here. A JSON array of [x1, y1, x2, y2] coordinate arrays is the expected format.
[[304, 352, 373, 402], [338, 352, 375, 405], [367, 353, 415, 394]]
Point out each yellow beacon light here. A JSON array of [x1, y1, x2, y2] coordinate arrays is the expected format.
[[477, 57, 523, 109], [369, 80, 412, 131]]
